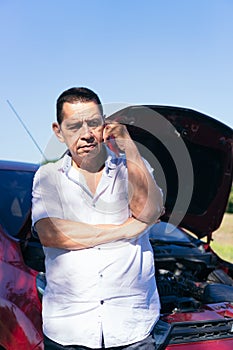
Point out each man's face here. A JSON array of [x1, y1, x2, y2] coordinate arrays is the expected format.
[[53, 101, 105, 167]]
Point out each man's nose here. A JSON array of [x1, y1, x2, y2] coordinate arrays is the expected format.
[[79, 122, 92, 138]]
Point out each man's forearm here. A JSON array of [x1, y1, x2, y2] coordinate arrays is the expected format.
[[125, 141, 163, 224], [35, 217, 149, 250]]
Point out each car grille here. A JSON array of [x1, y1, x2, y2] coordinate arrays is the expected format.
[[169, 319, 233, 344]]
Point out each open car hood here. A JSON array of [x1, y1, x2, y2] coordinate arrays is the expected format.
[[107, 105, 233, 238]]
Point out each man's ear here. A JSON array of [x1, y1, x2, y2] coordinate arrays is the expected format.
[[52, 122, 65, 143]]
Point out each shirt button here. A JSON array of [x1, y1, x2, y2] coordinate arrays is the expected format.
[[100, 274, 103, 278], [100, 300, 104, 305]]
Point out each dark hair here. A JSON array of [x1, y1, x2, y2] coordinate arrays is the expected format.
[[56, 87, 103, 124]]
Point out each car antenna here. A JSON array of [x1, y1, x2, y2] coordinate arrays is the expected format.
[[6, 99, 48, 162]]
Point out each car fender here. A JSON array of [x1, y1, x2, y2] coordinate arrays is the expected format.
[[0, 297, 43, 350]]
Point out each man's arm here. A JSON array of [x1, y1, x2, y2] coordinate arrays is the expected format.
[[125, 141, 163, 223], [35, 217, 149, 250], [104, 123, 164, 224]]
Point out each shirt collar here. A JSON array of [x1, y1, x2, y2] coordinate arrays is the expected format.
[[60, 150, 72, 174]]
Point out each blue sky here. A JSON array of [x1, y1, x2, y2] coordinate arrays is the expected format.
[[0, 0, 232, 163]]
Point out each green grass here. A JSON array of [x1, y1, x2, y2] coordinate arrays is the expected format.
[[211, 241, 233, 263], [211, 213, 233, 263]]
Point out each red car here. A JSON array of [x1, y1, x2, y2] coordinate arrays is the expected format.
[[0, 160, 43, 350], [0, 105, 232, 350]]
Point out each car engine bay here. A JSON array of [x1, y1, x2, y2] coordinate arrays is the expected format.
[[149, 228, 233, 315]]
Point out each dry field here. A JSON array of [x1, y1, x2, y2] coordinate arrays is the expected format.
[[211, 213, 233, 262]]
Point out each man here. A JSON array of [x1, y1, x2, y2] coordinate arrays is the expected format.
[[32, 87, 164, 349]]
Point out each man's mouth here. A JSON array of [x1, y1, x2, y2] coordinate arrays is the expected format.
[[78, 144, 96, 152]]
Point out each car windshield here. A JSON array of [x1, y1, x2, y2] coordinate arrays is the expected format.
[[0, 169, 35, 236]]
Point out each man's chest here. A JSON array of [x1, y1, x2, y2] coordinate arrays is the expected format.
[[81, 169, 104, 196], [59, 164, 130, 224]]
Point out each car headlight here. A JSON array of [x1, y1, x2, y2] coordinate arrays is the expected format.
[[152, 320, 171, 349]]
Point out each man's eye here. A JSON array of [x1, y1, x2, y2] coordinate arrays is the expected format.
[[88, 120, 101, 127], [68, 123, 82, 130]]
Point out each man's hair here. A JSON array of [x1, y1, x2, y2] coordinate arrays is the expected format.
[[56, 87, 103, 124]]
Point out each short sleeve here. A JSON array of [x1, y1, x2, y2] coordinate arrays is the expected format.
[[31, 163, 63, 226]]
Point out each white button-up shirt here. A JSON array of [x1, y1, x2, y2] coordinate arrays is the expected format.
[[32, 149, 161, 348]]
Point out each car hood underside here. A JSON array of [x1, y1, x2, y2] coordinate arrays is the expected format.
[[108, 105, 233, 238]]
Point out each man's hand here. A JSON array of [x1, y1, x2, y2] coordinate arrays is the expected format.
[[103, 122, 130, 154]]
